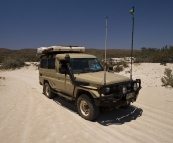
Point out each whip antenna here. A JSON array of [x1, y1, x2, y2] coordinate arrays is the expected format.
[[104, 17, 108, 85], [130, 6, 134, 80]]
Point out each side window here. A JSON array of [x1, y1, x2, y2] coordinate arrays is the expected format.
[[40, 59, 47, 68], [48, 58, 55, 69], [59, 60, 67, 74]]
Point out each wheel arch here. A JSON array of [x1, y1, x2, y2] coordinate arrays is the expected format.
[[76, 89, 93, 99], [43, 80, 52, 88], [74, 89, 94, 105]]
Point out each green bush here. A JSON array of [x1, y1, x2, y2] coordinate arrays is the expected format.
[[135, 45, 173, 63], [0, 56, 4, 63], [114, 65, 124, 73], [160, 62, 167, 66], [1, 56, 25, 69], [161, 68, 173, 87], [121, 61, 129, 68]]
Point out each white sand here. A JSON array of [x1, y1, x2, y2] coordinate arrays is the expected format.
[[0, 63, 173, 143]]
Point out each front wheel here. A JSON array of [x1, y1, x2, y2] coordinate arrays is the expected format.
[[77, 94, 99, 121], [121, 103, 131, 109]]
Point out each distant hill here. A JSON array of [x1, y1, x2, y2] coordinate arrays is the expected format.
[[0, 48, 140, 62], [0, 48, 37, 56], [0, 48, 140, 55], [0, 48, 38, 62]]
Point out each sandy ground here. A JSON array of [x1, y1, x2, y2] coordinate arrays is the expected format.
[[0, 63, 173, 143]]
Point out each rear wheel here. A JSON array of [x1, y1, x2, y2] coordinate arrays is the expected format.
[[43, 82, 55, 99], [77, 94, 99, 121]]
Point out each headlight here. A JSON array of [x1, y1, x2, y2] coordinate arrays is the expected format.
[[105, 87, 110, 93], [133, 83, 138, 91], [122, 86, 127, 94]]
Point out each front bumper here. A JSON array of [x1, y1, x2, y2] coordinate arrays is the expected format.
[[94, 87, 141, 107], [94, 79, 142, 107]]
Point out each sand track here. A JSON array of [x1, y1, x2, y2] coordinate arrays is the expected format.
[[0, 63, 173, 143]]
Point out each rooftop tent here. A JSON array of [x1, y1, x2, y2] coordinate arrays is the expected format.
[[37, 45, 85, 55]]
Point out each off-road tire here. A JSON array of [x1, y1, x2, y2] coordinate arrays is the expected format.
[[121, 103, 131, 109], [43, 82, 55, 99], [77, 94, 99, 121]]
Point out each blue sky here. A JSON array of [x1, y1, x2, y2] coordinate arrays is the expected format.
[[0, 0, 173, 50]]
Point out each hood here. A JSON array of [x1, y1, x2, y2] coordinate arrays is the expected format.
[[74, 71, 130, 85]]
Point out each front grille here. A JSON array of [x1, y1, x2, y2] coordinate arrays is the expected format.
[[111, 86, 119, 93], [110, 83, 134, 95], [101, 81, 136, 95]]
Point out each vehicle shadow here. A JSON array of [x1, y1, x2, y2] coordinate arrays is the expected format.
[[53, 96, 143, 126], [53, 96, 78, 113], [96, 106, 143, 126]]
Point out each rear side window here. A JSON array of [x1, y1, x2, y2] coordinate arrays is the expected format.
[[40, 59, 47, 68], [48, 58, 55, 69]]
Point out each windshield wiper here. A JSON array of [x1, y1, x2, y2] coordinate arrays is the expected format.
[[93, 69, 102, 72], [78, 68, 95, 74]]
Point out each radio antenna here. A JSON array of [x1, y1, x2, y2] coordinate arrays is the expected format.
[[130, 6, 134, 80], [104, 17, 108, 85]]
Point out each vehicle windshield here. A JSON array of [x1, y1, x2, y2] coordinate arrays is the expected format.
[[70, 58, 103, 74]]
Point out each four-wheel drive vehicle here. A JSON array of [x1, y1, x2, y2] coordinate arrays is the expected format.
[[38, 46, 141, 121]]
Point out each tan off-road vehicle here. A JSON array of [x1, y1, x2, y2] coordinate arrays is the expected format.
[[38, 46, 141, 121]]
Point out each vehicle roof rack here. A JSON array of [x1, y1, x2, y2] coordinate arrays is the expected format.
[[37, 45, 85, 55]]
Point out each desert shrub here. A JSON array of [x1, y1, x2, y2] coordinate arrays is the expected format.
[[134, 57, 144, 63], [1, 56, 25, 69], [135, 45, 173, 63], [160, 62, 167, 66], [24, 55, 40, 62], [161, 68, 173, 87], [121, 61, 129, 68], [0, 56, 4, 63], [114, 65, 124, 73]]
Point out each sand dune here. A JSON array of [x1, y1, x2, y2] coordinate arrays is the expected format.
[[0, 63, 173, 143]]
